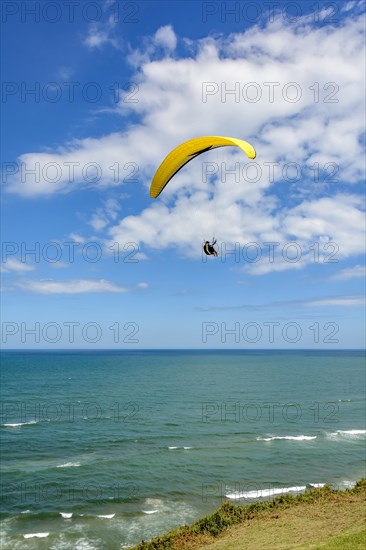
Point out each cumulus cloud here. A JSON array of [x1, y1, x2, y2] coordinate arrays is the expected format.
[[154, 25, 177, 51], [5, 9, 365, 271], [7, 11, 364, 195]]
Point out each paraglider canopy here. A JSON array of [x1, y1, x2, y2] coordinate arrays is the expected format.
[[150, 136, 256, 198]]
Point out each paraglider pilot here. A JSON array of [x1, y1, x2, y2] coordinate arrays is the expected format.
[[203, 240, 218, 257]]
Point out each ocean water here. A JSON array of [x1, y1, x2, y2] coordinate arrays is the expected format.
[[0, 350, 365, 549]]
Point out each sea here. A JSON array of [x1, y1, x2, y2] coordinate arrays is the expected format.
[[0, 350, 365, 549]]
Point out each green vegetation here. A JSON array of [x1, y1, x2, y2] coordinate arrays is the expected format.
[[129, 479, 366, 550], [318, 530, 365, 549]]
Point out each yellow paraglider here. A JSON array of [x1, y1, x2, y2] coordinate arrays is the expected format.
[[150, 136, 256, 198]]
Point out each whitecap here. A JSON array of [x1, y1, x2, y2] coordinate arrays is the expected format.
[[226, 485, 307, 500], [142, 510, 159, 514], [327, 430, 365, 440], [56, 462, 81, 468], [168, 446, 178, 449], [336, 480, 357, 490], [23, 532, 49, 539], [337, 429, 365, 435], [60, 512, 73, 519], [97, 514, 115, 519], [257, 435, 316, 441], [2, 421, 38, 428]]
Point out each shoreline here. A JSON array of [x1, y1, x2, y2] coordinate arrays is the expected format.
[[130, 478, 366, 549]]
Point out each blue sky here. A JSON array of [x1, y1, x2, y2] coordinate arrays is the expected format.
[[1, 0, 365, 349]]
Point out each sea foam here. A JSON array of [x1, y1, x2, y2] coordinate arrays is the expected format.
[[226, 485, 307, 500], [327, 429, 365, 440], [257, 435, 317, 441], [23, 532, 49, 539], [2, 421, 38, 428], [337, 429, 365, 435], [168, 446, 193, 450]]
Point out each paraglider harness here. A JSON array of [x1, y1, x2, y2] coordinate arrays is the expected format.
[[203, 239, 218, 257]]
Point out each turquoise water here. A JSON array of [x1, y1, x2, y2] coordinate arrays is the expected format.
[[1, 350, 365, 549]]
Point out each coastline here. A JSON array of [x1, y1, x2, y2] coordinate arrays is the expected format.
[[130, 478, 366, 549]]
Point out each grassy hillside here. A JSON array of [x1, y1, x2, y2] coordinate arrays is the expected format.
[[129, 479, 366, 549]]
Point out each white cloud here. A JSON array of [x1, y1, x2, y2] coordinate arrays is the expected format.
[[154, 25, 177, 51], [1, 258, 34, 274], [69, 233, 86, 244], [109, 190, 365, 266], [56, 66, 74, 80], [127, 25, 177, 67], [137, 282, 149, 288], [90, 215, 108, 231], [195, 294, 365, 311], [83, 15, 119, 50], [16, 279, 130, 294], [13, 278, 150, 294], [88, 198, 121, 231], [134, 252, 148, 261], [7, 13, 365, 195], [330, 265, 366, 280], [241, 193, 366, 274], [306, 295, 365, 307], [5, 10, 365, 272]]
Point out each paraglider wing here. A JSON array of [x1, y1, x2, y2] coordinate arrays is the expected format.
[[150, 136, 256, 198]]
